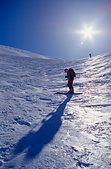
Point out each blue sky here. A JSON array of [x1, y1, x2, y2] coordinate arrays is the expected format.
[[0, 0, 111, 60]]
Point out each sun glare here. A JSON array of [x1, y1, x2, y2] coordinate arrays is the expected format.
[[75, 24, 100, 45], [80, 25, 96, 40]]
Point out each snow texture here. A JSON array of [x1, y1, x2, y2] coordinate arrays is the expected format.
[[0, 45, 111, 169]]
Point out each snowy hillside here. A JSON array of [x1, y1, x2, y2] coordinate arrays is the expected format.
[[0, 45, 111, 169]]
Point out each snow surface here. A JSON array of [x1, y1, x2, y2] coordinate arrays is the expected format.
[[0, 45, 111, 169]]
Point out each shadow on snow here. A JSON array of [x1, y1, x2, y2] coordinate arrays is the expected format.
[[13, 94, 72, 160]]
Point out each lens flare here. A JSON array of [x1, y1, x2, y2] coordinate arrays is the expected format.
[[75, 24, 101, 44]]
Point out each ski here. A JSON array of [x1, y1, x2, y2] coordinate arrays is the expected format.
[[55, 92, 82, 95]]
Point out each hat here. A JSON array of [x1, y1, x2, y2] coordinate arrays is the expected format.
[[64, 68, 68, 72]]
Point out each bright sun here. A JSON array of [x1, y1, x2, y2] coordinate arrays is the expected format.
[[76, 24, 100, 45], [80, 25, 96, 40]]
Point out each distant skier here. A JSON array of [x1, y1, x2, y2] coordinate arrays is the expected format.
[[89, 53, 92, 58], [64, 68, 76, 93]]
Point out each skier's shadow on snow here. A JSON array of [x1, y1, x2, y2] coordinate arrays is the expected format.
[[13, 94, 72, 160]]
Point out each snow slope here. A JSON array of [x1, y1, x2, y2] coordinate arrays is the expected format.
[[0, 45, 111, 169]]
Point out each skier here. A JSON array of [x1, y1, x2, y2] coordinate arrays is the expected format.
[[89, 53, 92, 58], [64, 68, 76, 93]]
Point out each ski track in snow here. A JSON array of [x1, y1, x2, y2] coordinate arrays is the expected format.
[[0, 45, 111, 169]]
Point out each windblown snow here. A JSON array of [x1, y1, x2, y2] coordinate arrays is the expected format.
[[0, 45, 111, 169]]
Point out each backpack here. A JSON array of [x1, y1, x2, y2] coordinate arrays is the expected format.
[[69, 68, 76, 78]]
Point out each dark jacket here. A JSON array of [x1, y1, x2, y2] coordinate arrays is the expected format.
[[65, 68, 76, 81]]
